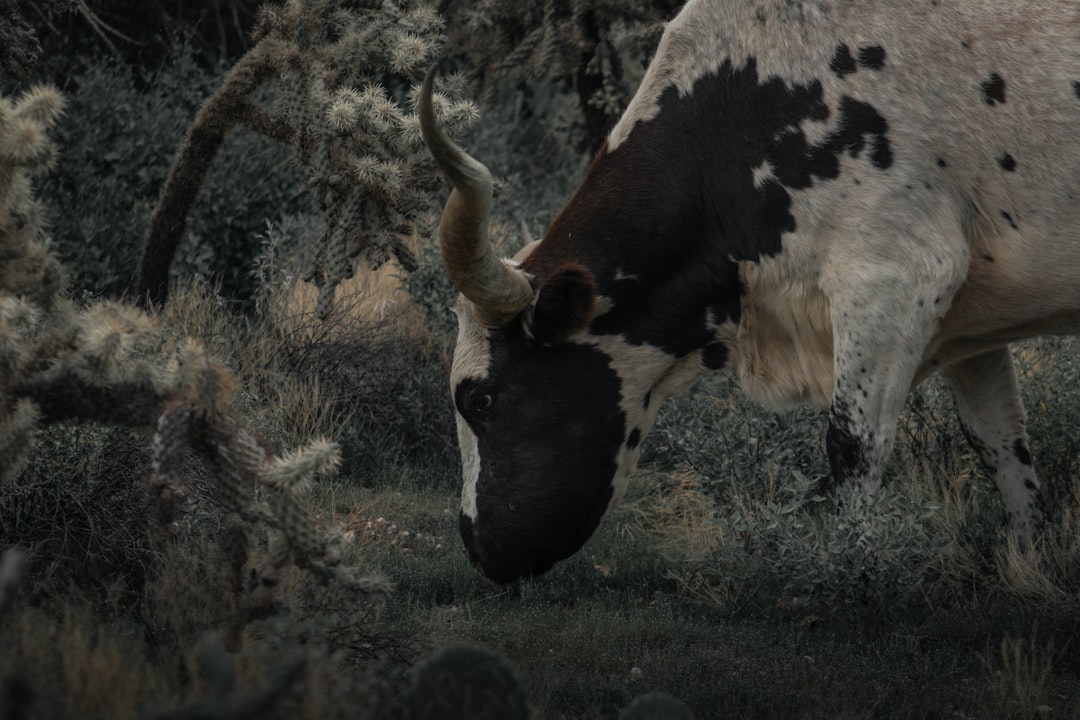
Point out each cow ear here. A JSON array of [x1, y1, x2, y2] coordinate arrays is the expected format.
[[531, 264, 596, 345]]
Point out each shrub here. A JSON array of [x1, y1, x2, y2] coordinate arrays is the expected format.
[[648, 348, 1080, 617], [134, 0, 481, 318], [40, 49, 303, 299], [1, 82, 399, 718]]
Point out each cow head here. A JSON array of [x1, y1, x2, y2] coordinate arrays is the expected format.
[[419, 70, 706, 582]]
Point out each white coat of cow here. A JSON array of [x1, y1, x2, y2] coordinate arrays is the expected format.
[[420, 0, 1080, 583]]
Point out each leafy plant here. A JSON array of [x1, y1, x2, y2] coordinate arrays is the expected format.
[[449, 0, 679, 153], [40, 50, 303, 299], [135, 0, 480, 319]]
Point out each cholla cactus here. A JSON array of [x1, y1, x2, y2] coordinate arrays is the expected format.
[[136, 0, 480, 319], [2, 86, 389, 622], [406, 645, 530, 720], [454, 0, 676, 152], [0, 0, 75, 80]]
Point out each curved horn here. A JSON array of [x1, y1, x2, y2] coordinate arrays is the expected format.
[[419, 66, 534, 327]]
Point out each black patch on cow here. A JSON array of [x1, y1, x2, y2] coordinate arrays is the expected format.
[[626, 428, 641, 450], [530, 58, 891, 365], [702, 342, 729, 370], [857, 45, 886, 69], [1013, 439, 1033, 467], [826, 400, 873, 485], [1072, 80, 1080, 100], [769, 97, 893, 185], [830, 44, 857, 78], [997, 153, 1017, 172], [981, 73, 1006, 105], [1000, 210, 1018, 230], [460, 330, 625, 582]]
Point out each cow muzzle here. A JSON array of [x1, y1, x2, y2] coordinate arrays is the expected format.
[[459, 512, 558, 583]]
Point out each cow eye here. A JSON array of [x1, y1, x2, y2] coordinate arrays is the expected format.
[[468, 389, 495, 415]]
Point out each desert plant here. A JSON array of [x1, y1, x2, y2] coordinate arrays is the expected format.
[[981, 630, 1056, 720], [135, 0, 480, 319], [2, 83, 389, 644], [448, 0, 679, 154], [0, 0, 76, 81], [404, 644, 529, 720], [40, 50, 304, 299]]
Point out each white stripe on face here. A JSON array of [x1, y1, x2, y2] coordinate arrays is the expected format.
[[451, 297, 493, 520], [457, 412, 480, 519]]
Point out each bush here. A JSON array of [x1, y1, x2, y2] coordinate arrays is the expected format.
[[648, 346, 1080, 618], [41, 49, 302, 298]]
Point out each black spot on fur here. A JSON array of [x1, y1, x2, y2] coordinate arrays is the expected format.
[[1014, 439, 1033, 467], [830, 97, 893, 170], [857, 45, 886, 69], [936, 157, 947, 168], [770, 96, 893, 188], [997, 153, 1017, 171], [1072, 80, 1080, 100], [1000, 210, 1018, 230], [981, 73, 1006, 105], [981, 253, 995, 262], [642, 390, 651, 409], [626, 428, 642, 450], [702, 343, 729, 370], [826, 399, 873, 485], [830, 44, 857, 77]]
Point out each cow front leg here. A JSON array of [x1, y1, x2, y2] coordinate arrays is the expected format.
[[823, 250, 966, 507], [825, 344, 917, 507], [942, 347, 1043, 544]]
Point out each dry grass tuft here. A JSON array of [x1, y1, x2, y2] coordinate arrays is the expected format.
[[980, 629, 1057, 720]]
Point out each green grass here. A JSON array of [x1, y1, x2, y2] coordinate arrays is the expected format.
[[7, 32, 1078, 719], [5, 273, 1080, 718], [324, 476, 1080, 719]]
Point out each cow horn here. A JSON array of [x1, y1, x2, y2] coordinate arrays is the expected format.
[[419, 66, 534, 328]]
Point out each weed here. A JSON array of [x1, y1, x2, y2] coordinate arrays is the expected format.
[[981, 630, 1056, 720]]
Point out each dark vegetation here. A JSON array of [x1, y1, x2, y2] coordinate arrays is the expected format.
[[2, 1, 1079, 718]]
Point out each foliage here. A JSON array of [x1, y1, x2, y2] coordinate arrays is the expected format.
[[449, 0, 678, 153], [39, 50, 303, 299], [135, 0, 480, 318], [646, 353, 1080, 619], [0, 0, 75, 81], [404, 644, 529, 720], [0, 84, 392, 717], [249, 221, 457, 483], [674, 470, 950, 616], [399, 230, 459, 341]]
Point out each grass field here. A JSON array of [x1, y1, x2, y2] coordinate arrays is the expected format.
[[4, 19, 1079, 718], [5, 263, 1079, 719]]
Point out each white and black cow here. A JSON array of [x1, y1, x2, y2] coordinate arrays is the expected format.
[[419, 0, 1080, 583]]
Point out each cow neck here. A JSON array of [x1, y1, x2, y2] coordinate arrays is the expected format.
[[520, 111, 741, 358]]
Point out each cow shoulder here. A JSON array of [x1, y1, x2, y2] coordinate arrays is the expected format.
[[731, 258, 834, 409]]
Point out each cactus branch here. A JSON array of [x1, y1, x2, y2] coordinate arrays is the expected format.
[[135, 39, 294, 310]]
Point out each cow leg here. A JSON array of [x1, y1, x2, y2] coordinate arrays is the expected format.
[[941, 348, 1043, 544], [825, 326, 923, 507], [822, 220, 968, 510]]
